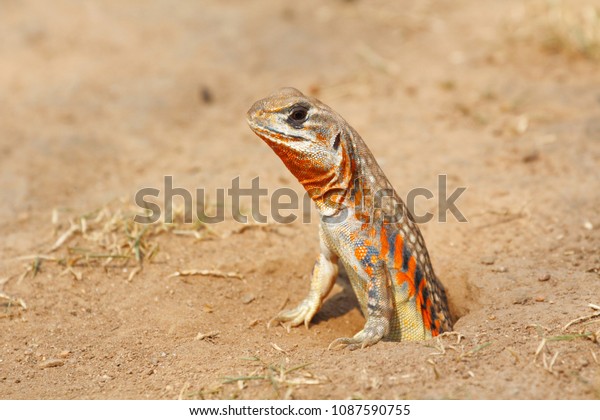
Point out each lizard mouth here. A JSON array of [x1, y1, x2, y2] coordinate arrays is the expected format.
[[246, 121, 305, 143], [245, 116, 271, 135]]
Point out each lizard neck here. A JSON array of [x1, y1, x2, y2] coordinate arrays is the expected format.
[[304, 132, 359, 217], [303, 130, 381, 218], [268, 134, 357, 217]]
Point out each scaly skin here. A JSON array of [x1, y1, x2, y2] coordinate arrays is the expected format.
[[247, 87, 452, 349]]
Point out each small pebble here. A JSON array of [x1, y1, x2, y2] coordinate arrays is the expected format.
[[513, 296, 531, 305], [481, 256, 496, 265], [535, 296, 545, 302], [515, 115, 529, 134], [492, 266, 507, 273], [241, 293, 255, 304], [522, 151, 540, 163], [199, 86, 213, 104], [538, 274, 551, 282]]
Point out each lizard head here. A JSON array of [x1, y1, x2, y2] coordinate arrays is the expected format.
[[246, 87, 355, 209]]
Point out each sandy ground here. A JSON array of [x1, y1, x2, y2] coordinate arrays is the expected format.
[[1, 0, 599, 399]]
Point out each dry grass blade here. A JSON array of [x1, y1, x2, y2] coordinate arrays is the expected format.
[[168, 269, 243, 280], [230, 223, 275, 236], [543, 351, 560, 374], [222, 356, 323, 396], [49, 224, 80, 252], [51, 208, 59, 225], [68, 248, 130, 259], [177, 382, 190, 400], [467, 342, 492, 356], [131, 225, 149, 264], [127, 266, 141, 282], [284, 363, 312, 375], [527, 323, 551, 334], [546, 333, 592, 341], [534, 308, 597, 371], [509, 0, 600, 61], [506, 347, 520, 364], [15, 255, 59, 262], [439, 331, 465, 345], [12, 202, 215, 283], [454, 342, 491, 362], [281, 377, 322, 386], [222, 375, 266, 384], [428, 337, 446, 356], [549, 351, 560, 371], [270, 342, 288, 355], [562, 304, 600, 331], [32, 257, 42, 277], [17, 265, 33, 285], [172, 230, 204, 239], [58, 267, 83, 281], [534, 338, 547, 361], [194, 331, 220, 342], [427, 358, 440, 379], [0, 292, 27, 310]]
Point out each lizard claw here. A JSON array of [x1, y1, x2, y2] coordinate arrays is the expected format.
[[328, 337, 359, 351], [267, 317, 292, 332], [267, 298, 319, 332], [328, 318, 389, 350]]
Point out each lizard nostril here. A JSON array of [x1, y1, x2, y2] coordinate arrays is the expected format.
[[247, 102, 264, 122]]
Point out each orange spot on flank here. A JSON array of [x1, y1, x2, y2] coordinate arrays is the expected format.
[[393, 235, 404, 270], [354, 246, 366, 261]]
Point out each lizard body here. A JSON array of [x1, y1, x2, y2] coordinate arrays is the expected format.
[[247, 87, 452, 349]]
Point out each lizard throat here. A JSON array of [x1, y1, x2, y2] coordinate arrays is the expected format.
[[262, 135, 354, 214]]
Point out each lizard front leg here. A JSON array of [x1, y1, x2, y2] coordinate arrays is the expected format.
[[329, 260, 393, 350], [268, 234, 339, 331]]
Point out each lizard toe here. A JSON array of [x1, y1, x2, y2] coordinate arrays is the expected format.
[[329, 318, 389, 350], [327, 337, 355, 351], [268, 300, 319, 331]]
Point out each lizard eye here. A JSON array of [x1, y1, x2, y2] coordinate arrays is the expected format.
[[287, 105, 309, 126]]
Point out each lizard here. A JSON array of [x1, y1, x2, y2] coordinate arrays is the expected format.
[[246, 87, 453, 349]]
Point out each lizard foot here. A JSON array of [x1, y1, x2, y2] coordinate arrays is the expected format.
[[328, 317, 389, 351], [267, 298, 319, 332]]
